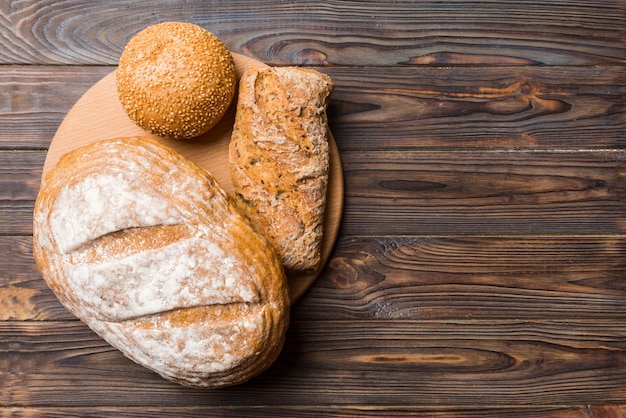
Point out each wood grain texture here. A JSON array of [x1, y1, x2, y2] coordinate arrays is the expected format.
[[589, 405, 626, 418], [3, 148, 626, 236], [0, 320, 624, 407], [1, 1, 625, 66], [0, 236, 64, 320], [326, 65, 626, 151], [3, 65, 624, 151], [294, 236, 626, 320], [0, 406, 609, 417], [0, 151, 44, 235], [341, 149, 626, 235], [0, 66, 111, 148], [6, 235, 626, 322]]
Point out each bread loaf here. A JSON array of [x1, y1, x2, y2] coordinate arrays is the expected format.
[[229, 66, 333, 271], [33, 136, 289, 388]]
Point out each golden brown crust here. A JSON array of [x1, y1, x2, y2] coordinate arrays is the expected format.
[[116, 22, 236, 139], [33, 136, 289, 388], [229, 66, 334, 271]]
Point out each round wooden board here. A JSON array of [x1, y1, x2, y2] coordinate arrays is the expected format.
[[45, 53, 344, 303]]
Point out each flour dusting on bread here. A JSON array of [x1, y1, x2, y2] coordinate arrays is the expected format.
[[33, 136, 289, 388]]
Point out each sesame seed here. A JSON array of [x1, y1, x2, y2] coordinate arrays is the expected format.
[[116, 21, 236, 140]]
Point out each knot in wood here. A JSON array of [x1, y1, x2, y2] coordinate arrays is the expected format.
[[519, 80, 535, 96]]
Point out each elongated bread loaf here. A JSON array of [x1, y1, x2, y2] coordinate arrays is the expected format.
[[229, 66, 333, 271], [33, 136, 289, 388]]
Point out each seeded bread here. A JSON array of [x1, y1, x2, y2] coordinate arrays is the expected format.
[[229, 67, 333, 271], [33, 136, 289, 388], [116, 22, 236, 139]]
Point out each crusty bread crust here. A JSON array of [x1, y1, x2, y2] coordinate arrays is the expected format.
[[33, 136, 289, 388], [229, 67, 333, 271]]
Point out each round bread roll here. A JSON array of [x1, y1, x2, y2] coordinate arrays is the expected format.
[[116, 22, 237, 139], [33, 136, 290, 388]]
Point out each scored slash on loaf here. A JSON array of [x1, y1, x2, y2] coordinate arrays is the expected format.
[[229, 66, 334, 272], [33, 136, 290, 388]]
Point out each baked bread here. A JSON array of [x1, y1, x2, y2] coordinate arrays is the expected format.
[[229, 66, 333, 271], [116, 22, 237, 139], [33, 136, 289, 388]]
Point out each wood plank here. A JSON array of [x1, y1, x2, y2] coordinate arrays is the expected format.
[[0, 405, 605, 417], [340, 149, 626, 235], [2, 65, 624, 151], [0, 320, 624, 407], [0, 150, 44, 235], [0, 66, 111, 148], [326, 65, 626, 151], [0, 1, 624, 66], [294, 235, 626, 320], [4, 148, 626, 235], [8, 234, 626, 322], [0, 236, 67, 321]]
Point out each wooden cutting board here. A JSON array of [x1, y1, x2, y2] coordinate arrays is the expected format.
[[44, 52, 344, 303]]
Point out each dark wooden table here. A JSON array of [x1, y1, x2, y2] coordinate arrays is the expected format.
[[2, 1, 626, 416]]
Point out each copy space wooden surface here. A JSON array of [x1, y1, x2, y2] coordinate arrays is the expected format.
[[1, 1, 626, 416], [44, 52, 344, 303]]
